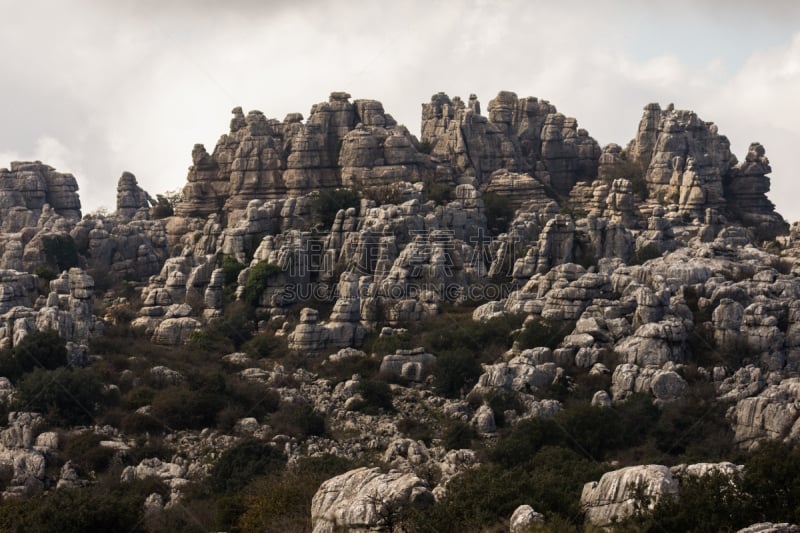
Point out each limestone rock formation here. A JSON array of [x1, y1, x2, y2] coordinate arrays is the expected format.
[[0, 161, 81, 232], [626, 103, 784, 233], [726, 143, 788, 239], [421, 91, 600, 192], [379, 348, 436, 382], [581, 465, 679, 527], [510, 504, 545, 532], [310, 466, 433, 532], [116, 171, 154, 219]]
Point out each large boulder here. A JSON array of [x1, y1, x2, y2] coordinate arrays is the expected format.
[[581, 465, 679, 527], [310, 467, 433, 532]]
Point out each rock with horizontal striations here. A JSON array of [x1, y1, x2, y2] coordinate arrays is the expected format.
[[310, 466, 433, 533], [0, 162, 81, 232], [151, 317, 201, 345], [116, 171, 153, 219], [728, 377, 800, 450], [379, 347, 436, 382], [726, 143, 788, 240], [581, 465, 679, 527]]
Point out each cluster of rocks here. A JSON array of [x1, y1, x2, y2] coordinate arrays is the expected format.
[[0, 267, 100, 363]]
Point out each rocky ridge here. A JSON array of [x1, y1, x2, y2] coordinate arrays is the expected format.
[[0, 91, 797, 530]]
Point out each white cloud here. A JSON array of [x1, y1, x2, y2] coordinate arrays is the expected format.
[[0, 1, 798, 222]]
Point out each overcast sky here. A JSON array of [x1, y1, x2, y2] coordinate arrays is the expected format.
[[1, 0, 799, 221]]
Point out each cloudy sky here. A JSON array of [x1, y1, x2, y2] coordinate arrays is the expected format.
[[1, 0, 799, 221]]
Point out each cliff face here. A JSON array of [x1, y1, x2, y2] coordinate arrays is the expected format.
[[1, 92, 800, 529], [627, 103, 787, 237], [0, 161, 81, 232], [175, 93, 435, 222]]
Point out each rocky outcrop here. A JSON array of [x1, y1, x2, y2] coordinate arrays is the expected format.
[[510, 504, 545, 532], [626, 104, 784, 233], [176, 94, 434, 222], [421, 91, 600, 192], [726, 143, 788, 239], [581, 465, 679, 527], [310, 466, 433, 533], [379, 348, 436, 382], [0, 161, 81, 232], [728, 377, 800, 450], [116, 171, 153, 219]]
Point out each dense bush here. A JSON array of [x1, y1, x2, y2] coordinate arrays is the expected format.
[[219, 254, 246, 286], [422, 313, 523, 360], [628, 243, 662, 266], [411, 447, 606, 531], [423, 180, 453, 205], [269, 401, 326, 438], [241, 332, 291, 359], [209, 439, 287, 495], [628, 441, 800, 531], [13, 367, 105, 426], [150, 385, 225, 430], [442, 420, 477, 451], [0, 329, 68, 381], [236, 455, 355, 531], [62, 432, 116, 475], [431, 351, 482, 399], [482, 192, 514, 235], [347, 379, 395, 414], [0, 479, 163, 533], [42, 234, 79, 272], [242, 261, 283, 306], [516, 317, 575, 350], [310, 188, 360, 228]]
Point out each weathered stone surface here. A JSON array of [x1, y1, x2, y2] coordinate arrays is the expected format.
[[726, 143, 788, 240], [737, 524, 800, 533], [0, 161, 81, 232], [729, 377, 800, 450], [379, 348, 435, 382], [310, 466, 433, 533], [581, 465, 679, 527], [510, 504, 545, 532], [421, 91, 600, 191], [116, 171, 153, 219]]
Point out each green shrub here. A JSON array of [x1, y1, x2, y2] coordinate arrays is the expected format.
[[397, 417, 434, 445], [219, 255, 246, 286], [482, 192, 514, 235], [310, 188, 360, 228], [422, 313, 522, 360], [348, 379, 394, 415], [741, 440, 800, 523], [269, 401, 326, 438], [236, 455, 355, 532], [150, 386, 225, 430], [209, 439, 287, 495], [516, 317, 574, 350], [432, 351, 482, 399], [0, 480, 162, 533], [63, 432, 116, 475], [224, 377, 280, 421], [410, 447, 605, 531], [0, 329, 69, 381], [13, 367, 104, 426], [42, 234, 79, 271], [442, 420, 476, 451], [242, 261, 283, 306], [151, 195, 174, 219], [241, 332, 291, 359]]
